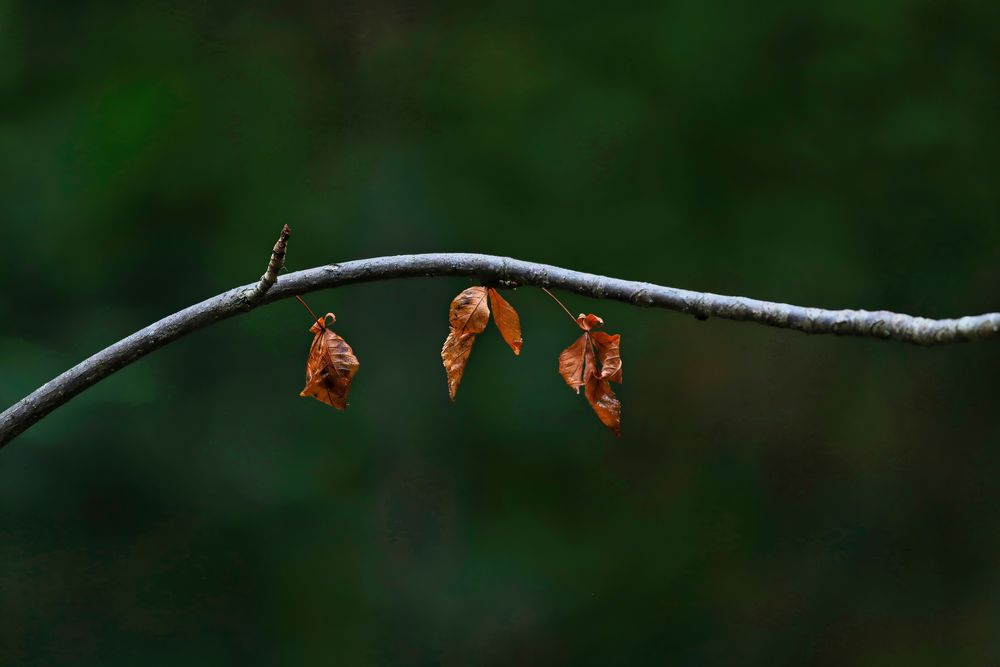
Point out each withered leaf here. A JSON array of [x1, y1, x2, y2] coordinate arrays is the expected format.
[[449, 286, 491, 333], [488, 288, 523, 355], [585, 375, 621, 435], [590, 331, 622, 383], [557, 312, 622, 436], [557, 334, 589, 391], [300, 313, 360, 410], [441, 286, 522, 400]]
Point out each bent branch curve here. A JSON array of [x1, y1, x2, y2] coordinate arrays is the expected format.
[[3, 252, 998, 447]]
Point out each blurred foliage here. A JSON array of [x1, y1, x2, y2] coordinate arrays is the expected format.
[[2, 1, 999, 664]]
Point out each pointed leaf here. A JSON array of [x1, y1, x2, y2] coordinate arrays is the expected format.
[[488, 288, 522, 355], [441, 331, 477, 400], [558, 333, 589, 393]]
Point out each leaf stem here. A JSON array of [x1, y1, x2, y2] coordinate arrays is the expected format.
[[294, 294, 323, 327], [541, 287, 579, 326]]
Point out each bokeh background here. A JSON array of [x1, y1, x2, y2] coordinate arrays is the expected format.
[[2, 1, 999, 664]]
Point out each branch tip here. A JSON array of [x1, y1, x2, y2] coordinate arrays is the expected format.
[[253, 225, 292, 298]]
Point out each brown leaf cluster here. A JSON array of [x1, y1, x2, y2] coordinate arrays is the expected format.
[[300, 313, 360, 410], [298, 288, 622, 437], [441, 286, 522, 400], [558, 313, 623, 435]]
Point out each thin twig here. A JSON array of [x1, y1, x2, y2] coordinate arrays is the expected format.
[[252, 224, 290, 299], [2, 248, 998, 448]]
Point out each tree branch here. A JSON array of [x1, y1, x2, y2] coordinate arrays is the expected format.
[[3, 251, 998, 448]]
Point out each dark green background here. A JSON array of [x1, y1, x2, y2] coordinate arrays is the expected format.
[[2, 1, 999, 664]]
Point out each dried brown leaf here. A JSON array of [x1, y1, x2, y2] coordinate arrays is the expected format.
[[300, 313, 360, 410], [441, 287, 490, 400], [448, 286, 490, 333], [488, 288, 522, 355], [441, 331, 478, 400], [558, 334, 589, 392], [441, 285, 522, 400], [590, 331, 622, 383], [575, 313, 604, 331], [556, 311, 622, 435], [584, 374, 621, 436]]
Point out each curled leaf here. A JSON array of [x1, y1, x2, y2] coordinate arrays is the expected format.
[[576, 313, 604, 331], [556, 310, 623, 435], [584, 374, 621, 436], [300, 313, 360, 410], [590, 331, 622, 383]]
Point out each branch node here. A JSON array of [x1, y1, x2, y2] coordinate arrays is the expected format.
[[629, 287, 654, 307], [482, 275, 520, 289]]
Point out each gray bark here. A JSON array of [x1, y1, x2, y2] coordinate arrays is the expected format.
[[2, 253, 998, 448]]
